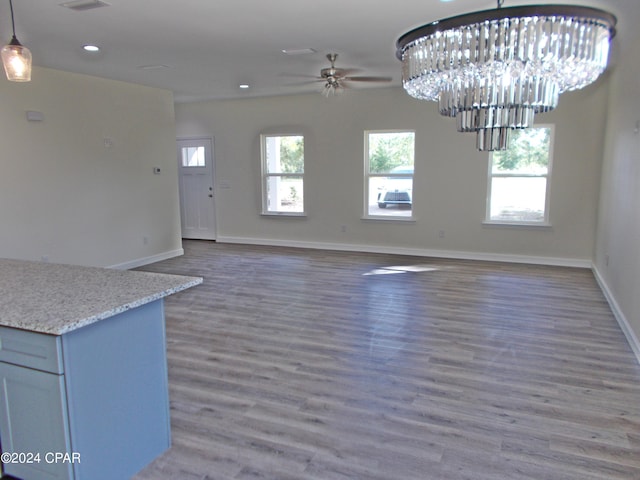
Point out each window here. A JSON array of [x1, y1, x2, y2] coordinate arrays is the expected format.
[[364, 130, 415, 219], [487, 126, 553, 224], [181, 146, 205, 167], [261, 134, 304, 215]]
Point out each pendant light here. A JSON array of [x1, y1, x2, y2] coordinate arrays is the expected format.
[[2, 0, 32, 82], [396, 2, 616, 151]]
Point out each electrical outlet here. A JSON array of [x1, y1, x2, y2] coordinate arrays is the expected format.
[[438, 230, 445, 238]]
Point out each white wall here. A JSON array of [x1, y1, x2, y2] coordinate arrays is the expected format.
[[0, 66, 183, 268], [594, 0, 640, 360], [176, 81, 609, 266]]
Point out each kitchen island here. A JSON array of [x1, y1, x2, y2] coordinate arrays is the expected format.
[[0, 258, 202, 480]]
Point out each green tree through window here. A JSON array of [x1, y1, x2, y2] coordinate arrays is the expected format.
[[492, 128, 550, 172], [487, 126, 553, 223], [279, 136, 304, 173], [369, 132, 414, 173]]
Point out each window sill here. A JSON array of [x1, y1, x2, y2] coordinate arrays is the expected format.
[[261, 212, 307, 218], [482, 220, 552, 229], [362, 216, 416, 223]]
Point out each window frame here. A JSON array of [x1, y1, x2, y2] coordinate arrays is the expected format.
[[260, 133, 305, 217], [363, 129, 416, 221], [485, 125, 555, 226]]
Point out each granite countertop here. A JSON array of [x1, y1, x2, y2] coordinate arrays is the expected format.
[[0, 258, 203, 335]]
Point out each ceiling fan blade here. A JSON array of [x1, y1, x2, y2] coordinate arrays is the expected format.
[[279, 73, 323, 80], [284, 79, 325, 87], [339, 68, 361, 76], [344, 76, 393, 83]]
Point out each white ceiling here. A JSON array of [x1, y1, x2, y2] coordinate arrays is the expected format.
[[2, 0, 635, 103]]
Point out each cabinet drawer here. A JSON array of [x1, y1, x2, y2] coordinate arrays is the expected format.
[[0, 326, 63, 374]]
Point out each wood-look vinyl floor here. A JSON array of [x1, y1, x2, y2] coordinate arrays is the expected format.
[[133, 240, 640, 480]]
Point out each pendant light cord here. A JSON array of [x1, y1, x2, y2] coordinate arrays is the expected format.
[[8, 0, 16, 37]]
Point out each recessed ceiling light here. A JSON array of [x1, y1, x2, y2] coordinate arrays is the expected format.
[[239, 84, 250, 89], [83, 44, 100, 52]]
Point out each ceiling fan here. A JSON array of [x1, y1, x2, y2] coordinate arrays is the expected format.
[[308, 53, 393, 97]]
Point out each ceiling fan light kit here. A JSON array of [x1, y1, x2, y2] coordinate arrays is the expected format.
[[318, 53, 392, 97], [321, 53, 344, 97], [396, 2, 616, 151]]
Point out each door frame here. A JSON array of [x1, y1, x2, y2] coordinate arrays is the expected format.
[[176, 136, 217, 241]]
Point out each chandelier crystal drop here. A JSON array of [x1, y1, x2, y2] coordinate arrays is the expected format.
[[396, 4, 616, 150]]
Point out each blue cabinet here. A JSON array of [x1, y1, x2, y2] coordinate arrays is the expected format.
[[0, 300, 171, 480], [0, 362, 72, 479]]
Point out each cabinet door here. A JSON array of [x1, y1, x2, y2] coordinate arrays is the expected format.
[[0, 362, 73, 480]]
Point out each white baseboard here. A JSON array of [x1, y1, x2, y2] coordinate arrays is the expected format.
[[592, 265, 640, 365], [108, 248, 184, 270], [215, 236, 592, 268]]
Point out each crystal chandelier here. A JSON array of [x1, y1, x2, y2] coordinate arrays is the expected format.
[[396, 2, 616, 151]]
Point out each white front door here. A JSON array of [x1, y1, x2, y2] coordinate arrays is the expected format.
[[177, 138, 216, 240]]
